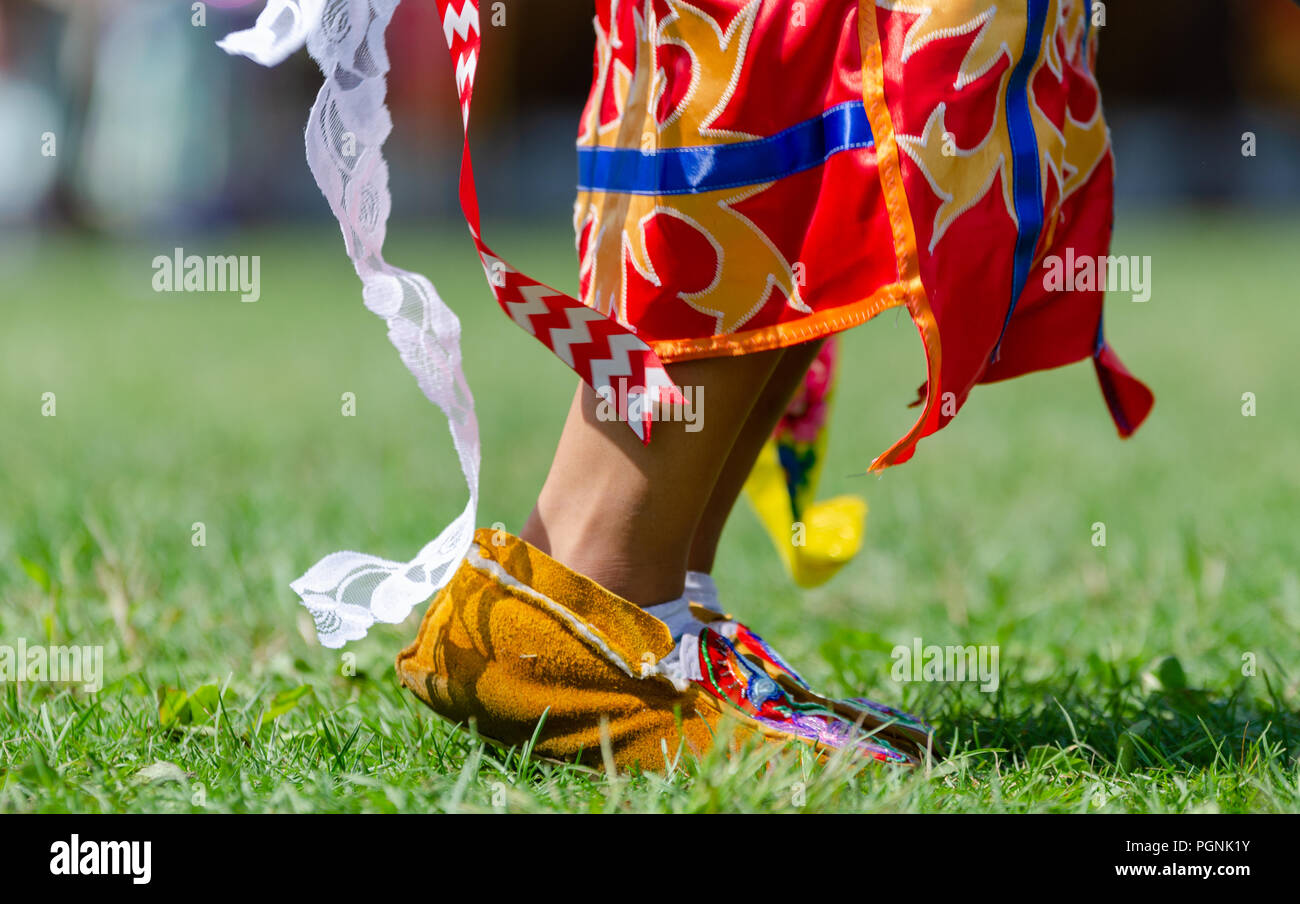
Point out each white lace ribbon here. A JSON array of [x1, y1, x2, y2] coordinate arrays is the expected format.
[[219, 0, 479, 648]]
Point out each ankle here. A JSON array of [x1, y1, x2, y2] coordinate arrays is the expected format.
[[523, 509, 686, 606], [560, 549, 685, 607]]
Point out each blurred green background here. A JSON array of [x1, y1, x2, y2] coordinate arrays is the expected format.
[[2, 210, 1299, 678]]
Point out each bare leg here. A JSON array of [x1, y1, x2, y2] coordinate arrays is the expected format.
[[687, 338, 827, 575], [520, 349, 784, 606]]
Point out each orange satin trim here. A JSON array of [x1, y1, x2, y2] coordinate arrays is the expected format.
[[857, 0, 943, 472], [651, 283, 906, 363]]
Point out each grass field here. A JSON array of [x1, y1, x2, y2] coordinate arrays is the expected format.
[[1, 212, 1298, 813]]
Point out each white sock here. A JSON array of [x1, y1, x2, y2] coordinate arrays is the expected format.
[[642, 594, 709, 684], [685, 571, 723, 614], [641, 596, 707, 641]]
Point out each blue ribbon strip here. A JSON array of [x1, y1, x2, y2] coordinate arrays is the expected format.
[[578, 101, 875, 196], [991, 0, 1050, 362]]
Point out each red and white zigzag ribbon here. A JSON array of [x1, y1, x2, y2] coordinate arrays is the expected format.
[[437, 0, 681, 442]]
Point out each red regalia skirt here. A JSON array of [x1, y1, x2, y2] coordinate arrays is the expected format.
[[573, 0, 1153, 467]]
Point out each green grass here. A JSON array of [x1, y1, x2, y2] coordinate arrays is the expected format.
[[1, 212, 1298, 813]]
